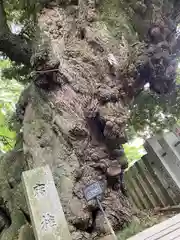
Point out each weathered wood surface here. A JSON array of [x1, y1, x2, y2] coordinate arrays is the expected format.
[[22, 165, 72, 240], [128, 213, 180, 240]]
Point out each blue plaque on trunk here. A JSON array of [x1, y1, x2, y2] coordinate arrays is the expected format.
[[84, 182, 103, 201]]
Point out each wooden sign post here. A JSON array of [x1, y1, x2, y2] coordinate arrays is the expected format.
[[84, 182, 118, 240]]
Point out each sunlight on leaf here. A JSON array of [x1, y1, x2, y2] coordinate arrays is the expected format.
[[123, 138, 146, 164]]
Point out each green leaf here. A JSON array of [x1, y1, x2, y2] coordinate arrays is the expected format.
[[123, 140, 146, 163], [0, 59, 23, 152]]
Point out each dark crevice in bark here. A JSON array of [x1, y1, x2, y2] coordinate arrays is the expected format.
[[34, 71, 61, 91], [79, 28, 86, 40], [86, 116, 105, 143], [19, 208, 31, 224], [7, 181, 13, 190], [86, 209, 98, 233], [0, 207, 11, 233], [71, 0, 79, 6]]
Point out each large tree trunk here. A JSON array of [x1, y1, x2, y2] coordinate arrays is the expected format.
[[0, 0, 180, 239]]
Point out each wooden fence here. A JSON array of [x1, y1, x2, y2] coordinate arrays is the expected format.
[[125, 132, 180, 211]]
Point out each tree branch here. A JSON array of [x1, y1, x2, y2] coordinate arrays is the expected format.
[[0, 0, 7, 31], [0, 0, 32, 66]]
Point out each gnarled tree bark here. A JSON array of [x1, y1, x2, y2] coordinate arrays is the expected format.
[[0, 0, 180, 239]]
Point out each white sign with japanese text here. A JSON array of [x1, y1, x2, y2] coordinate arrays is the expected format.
[[22, 165, 72, 240]]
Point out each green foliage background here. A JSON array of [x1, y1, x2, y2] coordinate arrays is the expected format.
[[127, 88, 180, 139], [123, 142, 145, 164], [0, 60, 23, 152]]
